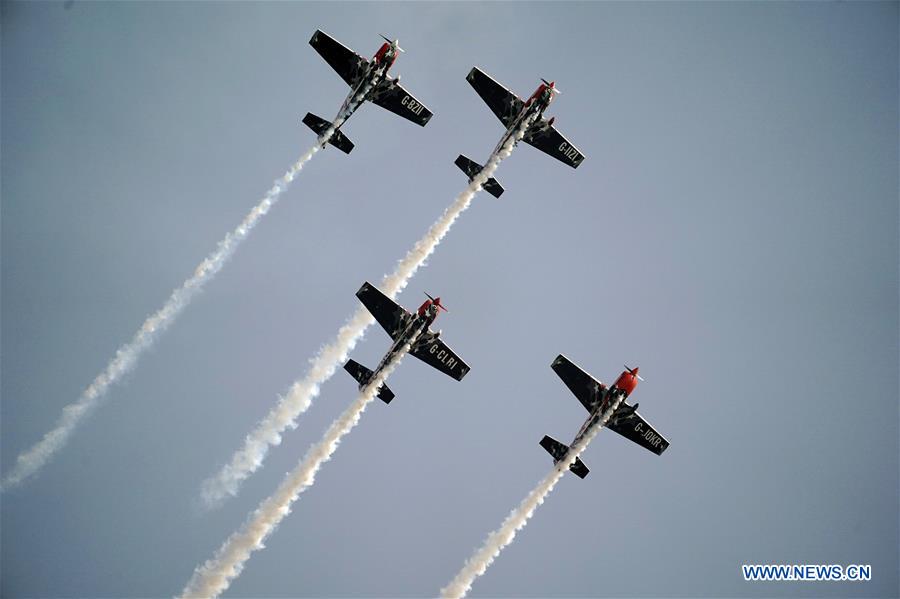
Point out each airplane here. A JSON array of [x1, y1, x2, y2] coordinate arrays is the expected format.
[[303, 30, 433, 155], [343, 282, 470, 403], [454, 67, 586, 198], [540, 355, 669, 479]]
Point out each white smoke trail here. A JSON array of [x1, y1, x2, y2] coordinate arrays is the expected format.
[[440, 395, 626, 599], [200, 116, 537, 508], [1, 126, 340, 492], [181, 334, 420, 599]]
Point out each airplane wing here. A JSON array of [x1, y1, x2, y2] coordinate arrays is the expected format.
[[523, 120, 586, 169], [370, 79, 433, 126], [356, 281, 412, 340], [410, 332, 470, 381], [551, 354, 607, 413], [607, 402, 670, 456], [309, 30, 369, 88], [466, 67, 524, 129]]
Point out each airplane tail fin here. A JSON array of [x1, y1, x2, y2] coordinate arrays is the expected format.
[[539, 435, 589, 479], [343, 359, 395, 404], [303, 112, 355, 154], [455, 154, 504, 198]]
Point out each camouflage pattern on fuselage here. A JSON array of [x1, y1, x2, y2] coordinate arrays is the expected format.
[[333, 42, 400, 125], [491, 83, 554, 156], [365, 301, 440, 390]]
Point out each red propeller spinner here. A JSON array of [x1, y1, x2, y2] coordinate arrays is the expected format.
[[624, 365, 644, 381], [424, 292, 448, 312], [540, 78, 561, 94], [379, 34, 404, 53]]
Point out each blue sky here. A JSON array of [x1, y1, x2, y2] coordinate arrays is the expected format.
[[2, 2, 897, 597]]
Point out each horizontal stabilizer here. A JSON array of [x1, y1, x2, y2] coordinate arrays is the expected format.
[[343, 359, 395, 404], [344, 359, 373, 385], [569, 457, 589, 479], [539, 435, 589, 479], [302, 112, 355, 154], [454, 154, 504, 199], [539, 435, 568, 460], [375, 383, 395, 404]]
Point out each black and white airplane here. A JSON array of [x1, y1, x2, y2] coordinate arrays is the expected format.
[[303, 30, 433, 154], [343, 282, 470, 404], [455, 67, 585, 198], [541, 355, 669, 479]]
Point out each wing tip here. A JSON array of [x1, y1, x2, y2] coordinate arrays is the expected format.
[[357, 281, 374, 297]]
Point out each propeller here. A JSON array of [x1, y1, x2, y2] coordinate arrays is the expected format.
[[624, 365, 644, 382], [380, 34, 404, 53], [541, 78, 561, 94], [425, 292, 448, 312]]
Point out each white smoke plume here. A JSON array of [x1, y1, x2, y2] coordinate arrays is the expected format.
[[440, 395, 625, 599], [200, 116, 537, 508], [1, 127, 340, 492], [180, 334, 420, 599]]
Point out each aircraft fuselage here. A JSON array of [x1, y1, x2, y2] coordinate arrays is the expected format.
[[491, 84, 554, 156], [565, 367, 640, 458], [569, 389, 627, 453], [334, 43, 400, 125], [357, 303, 439, 391]]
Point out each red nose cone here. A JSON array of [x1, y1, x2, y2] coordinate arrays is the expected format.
[[615, 367, 640, 396]]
